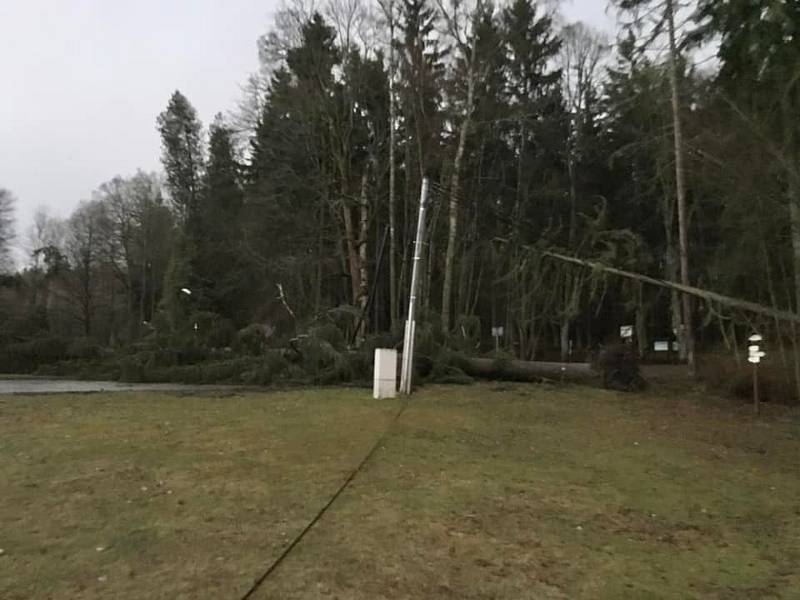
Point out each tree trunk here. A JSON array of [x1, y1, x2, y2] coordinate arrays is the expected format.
[[460, 356, 597, 384], [786, 170, 800, 313], [561, 150, 580, 363], [327, 191, 349, 304], [757, 207, 788, 370], [636, 283, 648, 358], [515, 122, 526, 235], [560, 320, 570, 362], [568, 157, 578, 244], [543, 249, 800, 324], [666, 0, 696, 377], [139, 221, 148, 330], [341, 196, 361, 307], [441, 52, 477, 335], [315, 202, 325, 314], [357, 168, 370, 342], [388, 4, 398, 331], [399, 140, 413, 318]]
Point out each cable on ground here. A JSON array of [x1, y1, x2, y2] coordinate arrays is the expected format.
[[239, 398, 409, 599]]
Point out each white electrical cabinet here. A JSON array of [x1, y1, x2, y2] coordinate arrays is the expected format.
[[373, 349, 398, 399]]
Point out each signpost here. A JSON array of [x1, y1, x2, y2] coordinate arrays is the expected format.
[[491, 326, 504, 353], [653, 341, 670, 352], [748, 334, 765, 415]]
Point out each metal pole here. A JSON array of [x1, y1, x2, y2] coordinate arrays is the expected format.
[[753, 362, 760, 416], [400, 178, 429, 395]]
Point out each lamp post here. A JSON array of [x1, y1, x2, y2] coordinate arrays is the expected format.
[[180, 288, 198, 337], [748, 334, 765, 416]]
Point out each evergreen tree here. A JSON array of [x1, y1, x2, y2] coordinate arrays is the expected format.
[[196, 115, 247, 321], [697, 0, 800, 307], [156, 91, 204, 226], [501, 0, 564, 233], [246, 19, 344, 321], [397, 0, 446, 182], [156, 91, 205, 333]]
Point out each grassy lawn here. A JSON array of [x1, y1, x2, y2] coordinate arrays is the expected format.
[[1, 384, 798, 599]]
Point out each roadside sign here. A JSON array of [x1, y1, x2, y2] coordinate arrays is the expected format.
[[748, 334, 765, 415]]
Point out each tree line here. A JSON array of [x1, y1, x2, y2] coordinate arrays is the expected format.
[[1, 0, 799, 380]]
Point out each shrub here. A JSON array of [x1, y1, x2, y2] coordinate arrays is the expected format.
[[235, 324, 269, 356], [361, 333, 401, 356], [0, 336, 70, 373], [119, 352, 152, 382], [345, 351, 372, 383], [240, 352, 289, 386], [188, 311, 236, 348], [414, 322, 442, 364], [67, 337, 101, 360], [448, 315, 482, 353], [287, 336, 351, 384], [701, 352, 797, 406], [38, 359, 120, 381], [590, 343, 646, 392], [309, 322, 346, 351], [155, 346, 209, 366], [426, 362, 474, 385], [0, 306, 49, 340]]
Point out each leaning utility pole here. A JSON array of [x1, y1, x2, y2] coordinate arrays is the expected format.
[[400, 178, 430, 395]]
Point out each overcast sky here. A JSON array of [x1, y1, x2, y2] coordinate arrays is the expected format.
[[0, 0, 614, 257]]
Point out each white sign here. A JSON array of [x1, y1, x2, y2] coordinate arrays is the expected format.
[[654, 341, 669, 352], [492, 326, 504, 337], [620, 325, 634, 339], [748, 336, 766, 365]]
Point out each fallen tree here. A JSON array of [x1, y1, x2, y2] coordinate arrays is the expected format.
[[456, 356, 598, 384], [446, 345, 644, 391], [541, 250, 800, 325]]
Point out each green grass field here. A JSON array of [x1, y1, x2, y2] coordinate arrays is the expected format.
[[1, 384, 798, 599]]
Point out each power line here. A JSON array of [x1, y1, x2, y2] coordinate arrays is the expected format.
[[239, 398, 409, 599]]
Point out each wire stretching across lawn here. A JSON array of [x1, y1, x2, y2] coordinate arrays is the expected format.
[[239, 398, 409, 599]]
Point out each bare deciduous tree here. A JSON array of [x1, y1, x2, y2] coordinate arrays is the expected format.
[[0, 188, 16, 273], [438, 0, 490, 335]]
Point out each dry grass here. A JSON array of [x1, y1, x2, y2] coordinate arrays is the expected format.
[[0, 389, 397, 599], [1, 384, 799, 599]]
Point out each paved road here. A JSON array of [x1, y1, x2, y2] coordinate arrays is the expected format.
[[0, 378, 239, 395]]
